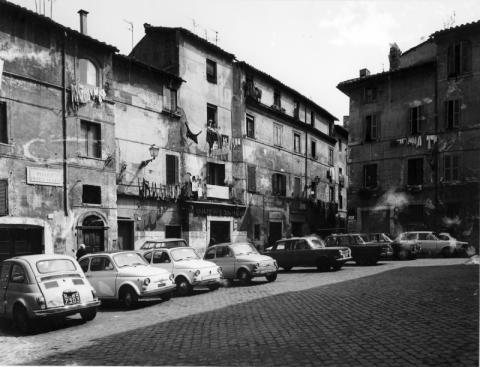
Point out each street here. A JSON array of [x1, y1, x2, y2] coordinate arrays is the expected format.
[[0, 258, 477, 366]]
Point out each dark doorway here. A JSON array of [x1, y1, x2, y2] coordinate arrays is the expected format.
[[291, 222, 303, 237], [81, 215, 105, 253], [0, 226, 43, 262], [268, 221, 282, 246], [165, 225, 182, 238], [209, 221, 230, 245], [117, 220, 134, 250]]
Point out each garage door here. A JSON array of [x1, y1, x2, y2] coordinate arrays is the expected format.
[[0, 226, 43, 262]]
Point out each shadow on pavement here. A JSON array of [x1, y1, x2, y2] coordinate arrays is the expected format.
[[27, 264, 478, 366]]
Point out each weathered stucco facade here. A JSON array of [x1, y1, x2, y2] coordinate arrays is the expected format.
[[0, 2, 117, 260], [338, 21, 480, 248]]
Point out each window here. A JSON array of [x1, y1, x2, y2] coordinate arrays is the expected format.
[[407, 158, 423, 185], [310, 111, 315, 125], [247, 165, 256, 193], [293, 177, 301, 198], [364, 164, 377, 188], [329, 186, 335, 202], [143, 252, 153, 263], [365, 114, 378, 141], [206, 59, 217, 83], [293, 100, 300, 119], [90, 257, 113, 271], [0, 179, 7, 216], [164, 87, 177, 112], [0, 102, 7, 144], [311, 140, 317, 158], [207, 104, 217, 128], [293, 133, 301, 153], [82, 185, 101, 204], [444, 154, 459, 181], [207, 162, 225, 186], [364, 87, 377, 103], [254, 224, 261, 240], [273, 124, 282, 146], [10, 264, 26, 283], [272, 173, 286, 196], [295, 240, 309, 251], [328, 148, 334, 166], [78, 58, 98, 86], [166, 155, 179, 185], [339, 192, 343, 209], [205, 248, 215, 259], [246, 114, 255, 138], [153, 251, 170, 264], [273, 90, 281, 108], [80, 120, 101, 158], [79, 258, 89, 272], [447, 40, 472, 77], [409, 106, 423, 135], [216, 246, 232, 258], [445, 99, 460, 129]]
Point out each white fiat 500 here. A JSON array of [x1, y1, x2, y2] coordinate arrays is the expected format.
[[141, 247, 222, 296], [0, 254, 100, 333], [79, 251, 175, 308]]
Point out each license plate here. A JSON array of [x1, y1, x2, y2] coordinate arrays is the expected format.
[[157, 283, 166, 287], [63, 291, 80, 305]]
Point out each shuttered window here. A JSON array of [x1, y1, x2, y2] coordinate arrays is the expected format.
[[272, 173, 286, 196], [447, 40, 472, 77], [444, 154, 460, 181], [0, 102, 7, 144], [0, 180, 7, 216], [364, 164, 377, 188], [407, 158, 423, 185], [207, 162, 225, 186], [445, 99, 460, 129], [80, 121, 101, 158], [247, 165, 256, 193], [409, 105, 423, 135], [166, 155, 179, 184], [365, 114, 378, 141]]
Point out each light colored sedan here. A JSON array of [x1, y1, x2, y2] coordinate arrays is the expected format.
[[205, 242, 278, 284], [79, 251, 175, 308], [141, 247, 222, 296], [0, 254, 100, 333], [437, 233, 475, 257], [396, 231, 456, 257]]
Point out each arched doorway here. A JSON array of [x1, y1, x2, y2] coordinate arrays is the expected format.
[[81, 215, 105, 253]]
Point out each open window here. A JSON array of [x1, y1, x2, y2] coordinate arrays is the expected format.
[[79, 58, 99, 86]]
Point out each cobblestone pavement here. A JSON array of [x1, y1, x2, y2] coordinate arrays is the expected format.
[[0, 258, 477, 366]]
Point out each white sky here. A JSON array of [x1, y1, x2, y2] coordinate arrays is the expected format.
[[10, 0, 480, 121]]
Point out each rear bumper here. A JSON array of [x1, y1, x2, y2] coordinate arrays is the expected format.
[[33, 300, 101, 318]]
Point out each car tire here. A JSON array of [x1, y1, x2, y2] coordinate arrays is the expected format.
[[237, 269, 252, 285], [13, 305, 31, 334], [176, 277, 193, 296], [80, 308, 97, 322], [464, 245, 477, 257], [265, 273, 277, 282], [441, 247, 453, 258], [208, 284, 220, 291], [332, 264, 342, 271], [121, 287, 138, 309], [161, 291, 173, 301], [316, 258, 330, 272], [282, 266, 292, 271], [398, 250, 408, 260]]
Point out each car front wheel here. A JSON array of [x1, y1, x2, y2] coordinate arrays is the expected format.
[[176, 277, 193, 296], [13, 305, 31, 334], [121, 287, 138, 309], [161, 291, 173, 301], [265, 273, 277, 282], [208, 284, 220, 291], [80, 308, 97, 322], [237, 269, 252, 285]]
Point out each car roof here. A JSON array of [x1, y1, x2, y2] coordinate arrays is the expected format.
[[7, 254, 77, 262], [143, 238, 186, 243], [80, 251, 141, 257]]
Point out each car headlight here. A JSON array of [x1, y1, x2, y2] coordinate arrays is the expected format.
[[143, 278, 151, 286], [169, 273, 175, 281], [252, 262, 260, 270], [193, 270, 200, 278], [217, 267, 223, 275]]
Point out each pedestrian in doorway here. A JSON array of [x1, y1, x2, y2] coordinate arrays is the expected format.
[[76, 243, 88, 260]]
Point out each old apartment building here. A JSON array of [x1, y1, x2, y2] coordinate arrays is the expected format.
[[0, 2, 118, 260], [338, 21, 480, 247], [0, 2, 347, 258]]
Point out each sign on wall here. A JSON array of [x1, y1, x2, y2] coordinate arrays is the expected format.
[[26, 167, 63, 187]]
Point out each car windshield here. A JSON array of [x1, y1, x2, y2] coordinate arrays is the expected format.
[[113, 253, 147, 267], [231, 243, 258, 255], [351, 235, 366, 244], [381, 234, 393, 242], [309, 239, 325, 249], [436, 233, 450, 240], [170, 248, 200, 261], [359, 234, 369, 242], [36, 259, 77, 274]]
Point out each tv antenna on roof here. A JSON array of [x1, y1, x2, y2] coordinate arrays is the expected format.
[[123, 19, 134, 52], [190, 18, 219, 45]]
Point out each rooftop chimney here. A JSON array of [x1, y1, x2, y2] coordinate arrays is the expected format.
[[389, 43, 402, 71], [359, 68, 370, 78], [78, 9, 89, 35]]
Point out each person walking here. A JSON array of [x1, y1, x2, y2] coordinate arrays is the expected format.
[[76, 244, 88, 260]]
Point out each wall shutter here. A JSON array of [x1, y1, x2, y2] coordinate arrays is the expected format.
[[0, 180, 7, 216]]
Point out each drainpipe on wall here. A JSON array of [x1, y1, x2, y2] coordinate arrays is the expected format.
[[304, 106, 308, 196], [434, 57, 439, 209], [62, 32, 68, 216]]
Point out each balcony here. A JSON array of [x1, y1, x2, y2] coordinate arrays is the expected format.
[[206, 184, 230, 200]]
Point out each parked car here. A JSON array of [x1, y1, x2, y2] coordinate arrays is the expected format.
[[205, 242, 278, 284], [141, 247, 222, 296], [137, 238, 188, 250], [395, 231, 457, 257], [79, 251, 175, 308], [324, 234, 384, 265], [264, 237, 351, 272], [389, 233, 421, 260], [436, 232, 475, 257], [362, 233, 394, 258], [0, 254, 100, 333]]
